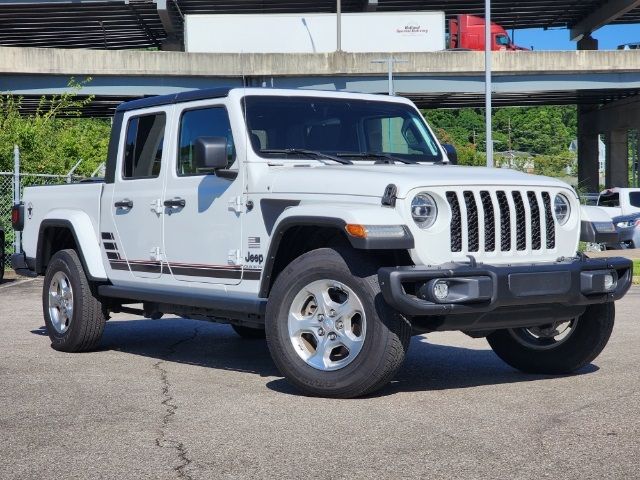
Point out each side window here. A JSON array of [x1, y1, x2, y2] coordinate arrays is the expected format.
[[123, 113, 166, 179], [598, 193, 620, 208], [178, 107, 235, 176]]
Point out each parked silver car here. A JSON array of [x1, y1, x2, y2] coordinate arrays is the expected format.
[[606, 213, 640, 249]]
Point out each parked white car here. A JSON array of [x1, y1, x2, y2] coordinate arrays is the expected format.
[[597, 187, 640, 218], [11, 88, 632, 397]]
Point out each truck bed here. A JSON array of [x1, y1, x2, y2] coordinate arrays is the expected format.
[[21, 182, 104, 261]]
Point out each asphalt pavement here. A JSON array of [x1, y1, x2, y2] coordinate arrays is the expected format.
[[0, 276, 638, 479]]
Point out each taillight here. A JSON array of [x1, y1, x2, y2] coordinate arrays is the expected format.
[[635, 219, 640, 228], [11, 203, 24, 231]]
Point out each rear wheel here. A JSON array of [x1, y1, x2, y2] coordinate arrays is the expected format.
[[265, 248, 411, 398], [487, 303, 615, 374], [43, 249, 106, 352]]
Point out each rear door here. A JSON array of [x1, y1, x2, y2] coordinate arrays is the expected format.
[[110, 108, 170, 279], [162, 101, 245, 285]]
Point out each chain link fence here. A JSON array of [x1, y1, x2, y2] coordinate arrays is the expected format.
[[1, 146, 98, 270]]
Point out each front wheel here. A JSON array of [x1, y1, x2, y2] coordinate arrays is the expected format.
[[487, 303, 615, 374], [265, 248, 411, 398]]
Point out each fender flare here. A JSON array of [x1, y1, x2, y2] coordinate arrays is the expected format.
[[258, 215, 414, 298], [36, 213, 107, 281]]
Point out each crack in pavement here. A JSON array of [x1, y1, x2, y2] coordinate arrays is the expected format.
[[153, 326, 200, 480]]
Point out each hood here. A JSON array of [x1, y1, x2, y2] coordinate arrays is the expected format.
[[269, 163, 573, 198]]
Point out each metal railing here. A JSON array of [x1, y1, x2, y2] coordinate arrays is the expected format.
[[1, 145, 103, 269]]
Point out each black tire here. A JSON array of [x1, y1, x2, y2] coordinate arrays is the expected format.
[[487, 302, 615, 374], [265, 247, 411, 398], [231, 324, 266, 339], [42, 249, 106, 352]]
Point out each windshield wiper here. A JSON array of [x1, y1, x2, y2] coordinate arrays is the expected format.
[[259, 148, 352, 165], [336, 152, 415, 164]]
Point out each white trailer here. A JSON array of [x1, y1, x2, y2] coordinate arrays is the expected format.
[[184, 12, 446, 53]]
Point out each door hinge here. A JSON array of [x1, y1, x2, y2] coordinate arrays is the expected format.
[[228, 195, 245, 213], [228, 249, 242, 265], [150, 198, 163, 214], [150, 246, 163, 262]]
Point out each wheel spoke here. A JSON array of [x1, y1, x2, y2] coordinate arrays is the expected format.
[[304, 282, 331, 312], [334, 294, 362, 320], [49, 292, 60, 308], [337, 330, 363, 355], [288, 311, 317, 335], [307, 335, 331, 369]]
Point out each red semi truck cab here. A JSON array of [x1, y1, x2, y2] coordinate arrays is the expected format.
[[449, 14, 528, 51]]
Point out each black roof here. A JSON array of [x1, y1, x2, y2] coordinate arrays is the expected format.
[[115, 87, 232, 112]]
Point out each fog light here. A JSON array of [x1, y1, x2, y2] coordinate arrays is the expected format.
[[433, 280, 449, 301], [603, 273, 616, 291]]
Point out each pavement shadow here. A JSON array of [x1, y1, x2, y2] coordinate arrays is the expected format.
[[30, 318, 599, 396]]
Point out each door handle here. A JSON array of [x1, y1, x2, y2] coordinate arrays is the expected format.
[[114, 199, 133, 209], [163, 198, 186, 209]]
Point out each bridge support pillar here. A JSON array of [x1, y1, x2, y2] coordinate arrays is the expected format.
[[578, 106, 601, 193], [605, 129, 629, 188], [576, 34, 601, 192]]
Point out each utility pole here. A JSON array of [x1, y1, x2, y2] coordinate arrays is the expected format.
[[485, 0, 494, 167]]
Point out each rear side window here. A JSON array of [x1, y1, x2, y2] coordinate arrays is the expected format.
[[598, 193, 620, 208], [178, 107, 235, 176], [122, 113, 166, 179], [629, 192, 640, 208]]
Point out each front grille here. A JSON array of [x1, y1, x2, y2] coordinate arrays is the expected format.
[[447, 191, 462, 252], [463, 191, 479, 252], [446, 189, 556, 254], [512, 191, 526, 251]]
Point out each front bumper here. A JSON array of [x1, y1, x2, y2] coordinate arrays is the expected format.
[[379, 256, 632, 318]]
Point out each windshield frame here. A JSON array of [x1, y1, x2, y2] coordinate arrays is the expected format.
[[241, 95, 444, 163]]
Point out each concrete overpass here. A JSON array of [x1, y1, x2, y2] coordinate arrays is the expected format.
[[1, 46, 640, 190], [2, 46, 640, 105]]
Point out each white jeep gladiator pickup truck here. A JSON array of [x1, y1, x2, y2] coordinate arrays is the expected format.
[[11, 88, 632, 398]]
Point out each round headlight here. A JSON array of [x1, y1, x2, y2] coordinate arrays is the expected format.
[[554, 194, 571, 225], [411, 193, 437, 229]]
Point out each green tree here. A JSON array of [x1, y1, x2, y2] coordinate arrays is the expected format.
[[0, 79, 110, 176]]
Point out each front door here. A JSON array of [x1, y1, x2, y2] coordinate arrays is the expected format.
[[111, 108, 169, 279], [163, 102, 244, 285]]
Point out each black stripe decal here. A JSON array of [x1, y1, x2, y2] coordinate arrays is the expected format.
[[103, 242, 118, 251], [110, 261, 130, 271], [244, 270, 262, 281], [109, 260, 261, 280]]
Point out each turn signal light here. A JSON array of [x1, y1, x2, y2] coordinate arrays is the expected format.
[[345, 224, 367, 238]]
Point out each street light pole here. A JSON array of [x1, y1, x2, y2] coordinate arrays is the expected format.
[[371, 57, 408, 96], [336, 0, 342, 52], [485, 0, 494, 167]]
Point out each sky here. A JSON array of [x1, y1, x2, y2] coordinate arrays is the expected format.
[[512, 24, 640, 50]]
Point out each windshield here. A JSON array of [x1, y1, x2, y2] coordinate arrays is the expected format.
[[243, 96, 443, 163], [496, 34, 510, 46]]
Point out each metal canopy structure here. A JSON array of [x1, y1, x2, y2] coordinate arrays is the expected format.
[[11, 88, 640, 117], [1, 0, 639, 50]]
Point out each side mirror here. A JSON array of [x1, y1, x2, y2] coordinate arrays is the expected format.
[[194, 136, 229, 171], [442, 143, 458, 165]]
